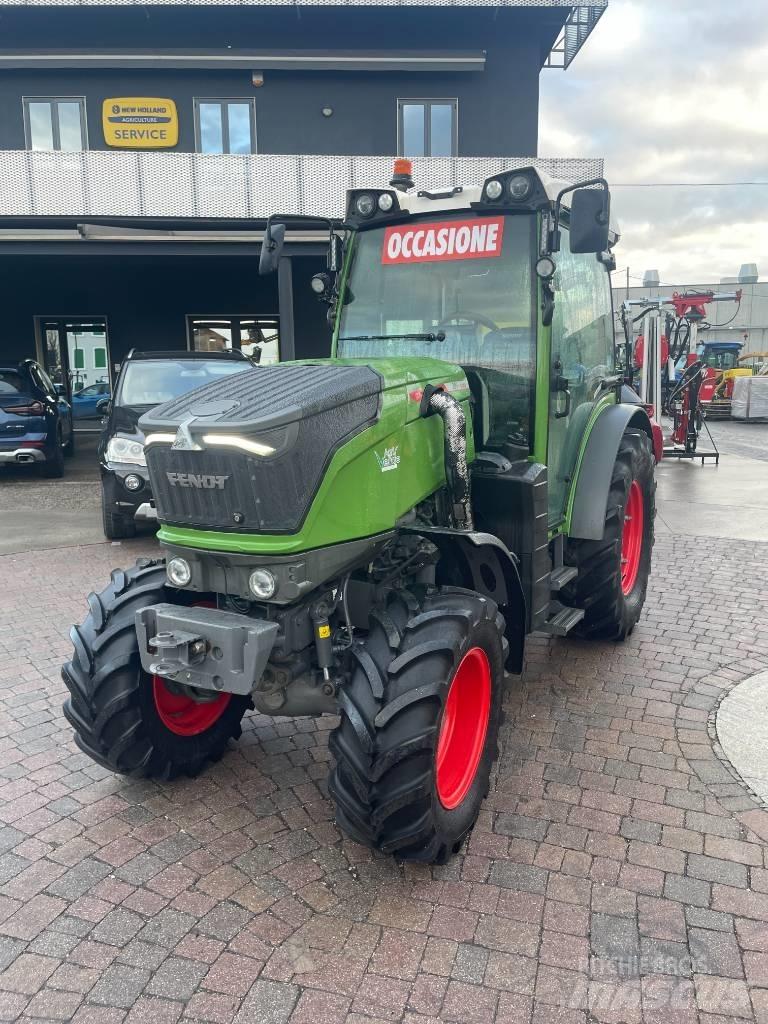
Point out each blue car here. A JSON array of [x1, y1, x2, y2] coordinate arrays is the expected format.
[[0, 360, 74, 477], [71, 381, 111, 419]]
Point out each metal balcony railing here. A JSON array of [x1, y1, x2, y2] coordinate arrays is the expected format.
[[0, 151, 604, 221]]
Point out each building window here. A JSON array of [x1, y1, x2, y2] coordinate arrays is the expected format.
[[23, 98, 86, 151], [94, 348, 107, 369], [397, 99, 457, 157], [194, 100, 256, 154], [73, 348, 85, 370]]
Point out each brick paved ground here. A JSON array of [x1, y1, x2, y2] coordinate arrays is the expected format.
[[1, 533, 768, 1023]]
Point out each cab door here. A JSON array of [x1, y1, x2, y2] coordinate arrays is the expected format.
[[547, 232, 615, 526]]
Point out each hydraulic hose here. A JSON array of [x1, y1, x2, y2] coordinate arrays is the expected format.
[[421, 386, 474, 531]]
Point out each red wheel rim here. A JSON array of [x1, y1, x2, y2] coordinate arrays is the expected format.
[[152, 600, 231, 737], [153, 676, 231, 736], [436, 647, 492, 810], [621, 480, 645, 596]]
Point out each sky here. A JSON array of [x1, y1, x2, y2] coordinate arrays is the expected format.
[[538, 0, 768, 288]]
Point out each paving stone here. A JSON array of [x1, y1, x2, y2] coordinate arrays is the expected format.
[[488, 862, 548, 894], [233, 979, 299, 1024], [146, 957, 209, 1000], [590, 914, 639, 960], [89, 965, 152, 1009]]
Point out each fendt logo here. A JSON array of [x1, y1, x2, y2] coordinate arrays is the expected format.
[[166, 472, 228, 490]]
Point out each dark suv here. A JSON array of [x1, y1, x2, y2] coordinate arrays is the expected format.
[[0, 359, 74, 477], [99, 349, 254, 539]]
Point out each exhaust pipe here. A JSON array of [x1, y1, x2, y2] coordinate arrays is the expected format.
[[16, 454, 36, 463], [421, 385, 474, 530]]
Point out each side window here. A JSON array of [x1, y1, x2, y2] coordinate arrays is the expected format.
[[37, 366, 57, 395], [547, 228, 614, 523], [551, 244, 614, 391]]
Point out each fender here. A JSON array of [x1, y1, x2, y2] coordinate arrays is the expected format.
[[569, 403, 653, 541], [404, 527, 527, 674]]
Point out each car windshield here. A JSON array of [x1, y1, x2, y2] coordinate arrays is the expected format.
[[337, 212, 536, 449], [118, 359, 251, 407]]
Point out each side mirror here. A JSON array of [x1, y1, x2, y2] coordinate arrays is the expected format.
[[96, 398, 111, 415], [259, 222, 286, 276], [569, 188, 611, 254]]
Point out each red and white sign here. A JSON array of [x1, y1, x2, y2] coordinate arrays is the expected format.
[[382, 217, 505, 265]]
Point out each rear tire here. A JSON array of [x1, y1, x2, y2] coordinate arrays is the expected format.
[[64, 426, 75, 457], [62, 559, 250, 778], [563, 429, 655, 640], [329, 586, 506, 863], [102, 482, 136, 540], [41, 429, 65, 478]]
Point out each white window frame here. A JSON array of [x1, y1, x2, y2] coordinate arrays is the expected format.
[[22, 96, 88, 151], [193, 98, 257, 155]]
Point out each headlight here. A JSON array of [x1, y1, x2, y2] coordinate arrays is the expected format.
[[106, 436, 146, 466], [354, 194, 377, 218], [484, 179, 504, 201], [535, 256, 557, 281], [249, 569, 276, 599], [508, 174, 532, 201], [167, 558, 191, 587], [378, 193, 394, 212]]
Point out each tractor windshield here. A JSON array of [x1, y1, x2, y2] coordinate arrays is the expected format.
[[337, 212, 536, 449]]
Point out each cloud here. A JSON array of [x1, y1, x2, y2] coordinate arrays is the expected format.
[[539, 0, 768, 284]]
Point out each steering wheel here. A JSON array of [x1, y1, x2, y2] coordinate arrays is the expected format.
[[437, 311, 500, 333]]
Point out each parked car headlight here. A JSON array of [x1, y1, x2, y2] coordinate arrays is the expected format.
[[106, 437, 146, 466]]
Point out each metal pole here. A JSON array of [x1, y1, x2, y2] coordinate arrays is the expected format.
[[653, 311, 662, 423]]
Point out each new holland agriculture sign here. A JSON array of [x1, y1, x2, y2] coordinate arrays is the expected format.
[[102, 98, 179, 148]]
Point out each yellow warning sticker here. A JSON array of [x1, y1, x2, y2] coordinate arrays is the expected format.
[[317, 624, 331, 639]]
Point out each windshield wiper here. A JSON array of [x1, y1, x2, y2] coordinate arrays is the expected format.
[[340, 331, 446, 343]]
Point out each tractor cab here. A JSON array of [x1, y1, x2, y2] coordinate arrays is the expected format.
[[697, 340, 743, 371], [323, 163, 621, 527]]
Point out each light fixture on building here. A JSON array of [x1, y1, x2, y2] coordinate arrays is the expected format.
[[322, 106, 333, 118], [252, 71, 264, 87]]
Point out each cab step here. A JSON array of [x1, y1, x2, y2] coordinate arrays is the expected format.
[[542, 604, 585, 637], [550, 566, 578, 592]]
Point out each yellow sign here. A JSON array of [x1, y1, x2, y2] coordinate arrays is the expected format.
[[102, 98, 178, 148]]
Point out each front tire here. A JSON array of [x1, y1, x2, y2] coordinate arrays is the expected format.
[[101, 480, 136, 540], [62, 560, 250, 778], [563, 429, 655, 640], [329, 586, 506, 863]]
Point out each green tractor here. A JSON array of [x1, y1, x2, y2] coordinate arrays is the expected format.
[[62, 163, 656, 863]]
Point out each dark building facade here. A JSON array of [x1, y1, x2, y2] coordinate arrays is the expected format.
[[0, 0, 606, 393]]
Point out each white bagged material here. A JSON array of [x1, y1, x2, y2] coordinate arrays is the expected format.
[[732, 376, 768, 420]]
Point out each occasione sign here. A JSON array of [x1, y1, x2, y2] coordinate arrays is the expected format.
[[381, 216, 505, 265], [102, 98, 179, 149]]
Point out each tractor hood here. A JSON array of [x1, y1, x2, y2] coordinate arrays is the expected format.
[[140, 362, 383, 535]]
